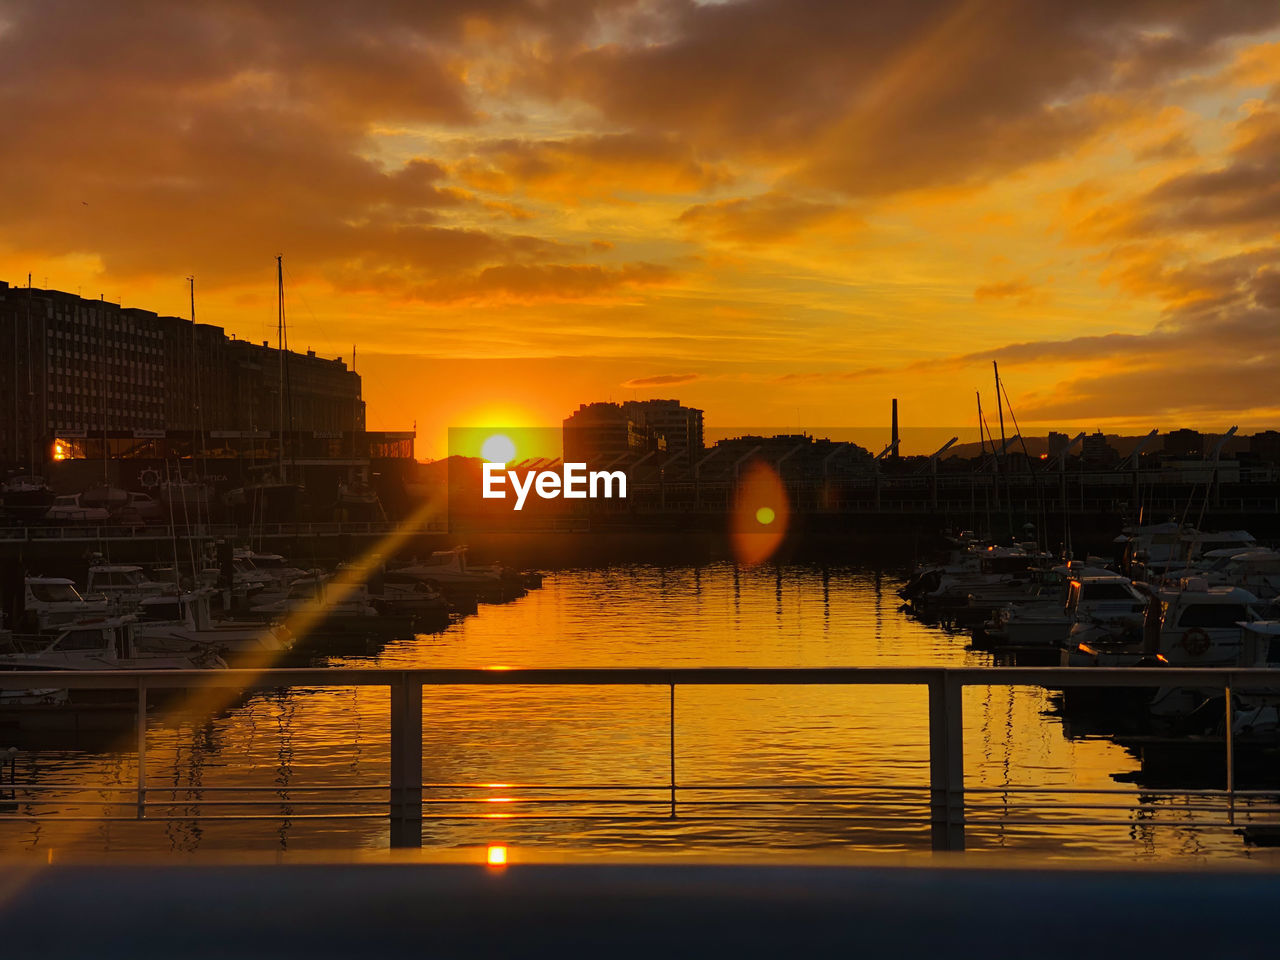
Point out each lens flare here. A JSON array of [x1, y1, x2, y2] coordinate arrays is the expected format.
[[730, 461, 789, 566]]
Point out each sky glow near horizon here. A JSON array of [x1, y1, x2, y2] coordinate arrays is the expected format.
[[2, 2, 1279, 457]]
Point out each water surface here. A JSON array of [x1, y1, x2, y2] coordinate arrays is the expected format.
[[2, 563, 1275, 863]]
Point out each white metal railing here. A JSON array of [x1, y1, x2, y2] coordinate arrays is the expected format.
[[2, 666, 1278, 852]]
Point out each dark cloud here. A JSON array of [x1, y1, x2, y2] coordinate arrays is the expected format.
[[623, 372, 699, 387], [461, 133, 734, 198], [1133, 132, 1197, 163], [402, 261, 676, 304], [1134, 105, 1280, 236], [677, 192, 843, 243], [541, 0, 1280, 196], [0, 0, 654, 295]]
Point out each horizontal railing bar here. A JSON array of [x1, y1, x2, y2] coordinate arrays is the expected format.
[[4, 798, 379, 807], [10, 783, 1273, 800], [10, 799, 1275, 817], [964, 801, 1280, 813], [0, 814, 389, 823], [962, 786, 1280, 796], [12, 782, 1274, 798], [419, 783, 686, 791], [10, 796, 1276, 813], [140, 800, 393, 808], [414, 798, 929, 807], [965, 818, 1280, 828], [419, 783, 933, 792], [3, 666, 1279, 690], [414, 814, 929, 822], [3, 797, 925, 810], [422, 783, 1280, 798], [0, 798, 391, 808], [4, 811, 1275, 829], [2, 783, 392, 792]]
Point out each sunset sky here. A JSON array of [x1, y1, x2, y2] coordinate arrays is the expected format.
[[2, 1, 1278, 456]]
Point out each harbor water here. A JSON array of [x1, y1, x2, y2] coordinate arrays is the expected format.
[[2, 562, 1277, 862]]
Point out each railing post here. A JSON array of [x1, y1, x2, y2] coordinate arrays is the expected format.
[[1224, 680, 1235, 825], [669, 682, 677, 818], [136, 680, 146, 820], [928, 672, 965, 851], [389, 675, 423, 848]]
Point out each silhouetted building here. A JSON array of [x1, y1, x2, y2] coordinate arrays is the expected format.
[[1249, 430, 1280, 465], [1162, 428, 1204, 458], [0, 279, 364, 466], [620, 399, 703, 464], [563, 402, 655, 467], [1081, 431, 1119, 467], [1048, 432, 1070, 457]]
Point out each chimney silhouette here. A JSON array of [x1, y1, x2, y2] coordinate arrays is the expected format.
[[891, 398, 899, 459]]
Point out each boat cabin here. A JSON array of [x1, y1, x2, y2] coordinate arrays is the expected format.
[[43, 618, 136, 660], [22, 576, 110, 631], [137, 590, 218, 630], [1151, 579, 1260, 665], [1065, 575, 1147, 619], [87, 564, 172, 601]]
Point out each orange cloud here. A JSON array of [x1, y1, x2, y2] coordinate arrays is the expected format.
[[622, 373, 700, 387], [974, 279, 1038, 304], [678, 192, 846, 243]]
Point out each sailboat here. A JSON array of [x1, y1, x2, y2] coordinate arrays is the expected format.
[[163, 277, 216, 519], [225, 256, 306, 522]]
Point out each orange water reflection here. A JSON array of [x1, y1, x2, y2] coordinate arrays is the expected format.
[[1, 563, 1274, 863]]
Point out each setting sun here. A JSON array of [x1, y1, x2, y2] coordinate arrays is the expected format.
[[481, 434, 517, 464]]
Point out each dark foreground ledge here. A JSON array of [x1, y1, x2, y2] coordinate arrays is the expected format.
[[2, 861, 1277, 958]]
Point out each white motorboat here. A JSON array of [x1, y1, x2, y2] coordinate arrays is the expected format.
[[249, 575, 414, 638], [348, 568, 451, 629], [1, 474, 54, 515], [1121, 522, 1256, 579], [19, 576, 110, 632], [85, 564, 175, 607], [0, 615, 225, 672], [1067, 578, 1259, 670], [133, 589, 293, 661], [1184, 547, 1280, 600], [233, 550, 307, 587], [44, 494, 110, 523], [900, 543, 1051, 608], [987, 569, 1147, 648], [395, 547, 521, 602]]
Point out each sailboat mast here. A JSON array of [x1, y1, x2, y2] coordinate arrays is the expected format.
[[976, 391, 986, 458], [188, 276, 200, 467], [276, 256, 285, 480], [993, 361, 1007, 453]]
